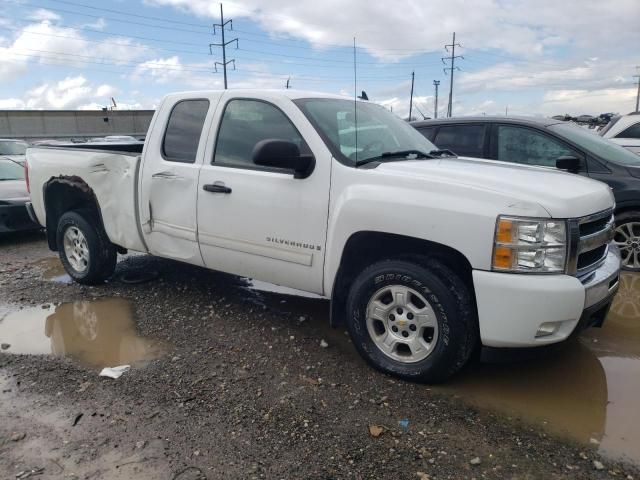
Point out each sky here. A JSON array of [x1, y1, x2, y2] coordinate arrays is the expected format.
[[0, 0, 639, 118]]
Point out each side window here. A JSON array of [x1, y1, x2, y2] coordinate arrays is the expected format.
[[162, 99, 210, 163], [214, 99, 306, 168], [616, 122, 640, 139], [417, 126, 436, 141], [497, 125, 575, 167], [434, 125, 485, 157]]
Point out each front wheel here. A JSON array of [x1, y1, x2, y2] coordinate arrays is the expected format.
[[56, 209, 117, 285], [345, 257, 477, 383], [614, 211, 640, 271]]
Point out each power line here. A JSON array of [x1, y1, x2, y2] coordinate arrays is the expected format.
[[442, 32, 463, 117], [11, 1, 212, 35], [43, 0, 211, 29], [209, 4, 237, 89]]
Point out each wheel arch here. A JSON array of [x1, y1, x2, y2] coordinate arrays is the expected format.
[[329, 231, 475, 327], [43, 176, 107, 251]]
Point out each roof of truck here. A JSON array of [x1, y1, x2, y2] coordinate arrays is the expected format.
[[163, 89, 354, 101]]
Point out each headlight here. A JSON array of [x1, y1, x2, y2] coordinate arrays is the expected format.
[[492, 216, 567, 273]]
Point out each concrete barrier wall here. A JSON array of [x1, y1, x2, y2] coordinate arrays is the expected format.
[[0, 110, 155, 140]]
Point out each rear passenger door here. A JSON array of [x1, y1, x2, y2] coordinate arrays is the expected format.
[[139, 96, 217, 266], [432, 124, 487, 158]]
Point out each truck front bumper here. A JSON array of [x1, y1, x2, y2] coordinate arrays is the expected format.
[[473, 246, 621, 348]]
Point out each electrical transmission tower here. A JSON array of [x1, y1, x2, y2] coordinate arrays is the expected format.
[[634, 66, 640, 113], [433, 80, 440, 118], [209, 4, 237, 89], [442, 32, 463, 117]]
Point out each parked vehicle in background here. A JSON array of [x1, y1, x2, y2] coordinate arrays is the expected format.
[[0, 158, 40, 233], [88, 135, 139, 143], [0, 138, 29, 166], [412, 116, 640, 271], [26, 90, 620, 382], [599, 113, 640, 155]]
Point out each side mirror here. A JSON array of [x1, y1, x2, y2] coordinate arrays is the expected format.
[[252, 139, 315, 179], [556, 155, 582, 173]]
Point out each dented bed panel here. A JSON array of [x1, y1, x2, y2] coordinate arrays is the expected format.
[[27, 146, 147, 253]]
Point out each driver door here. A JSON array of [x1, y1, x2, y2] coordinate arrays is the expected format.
[[196, 93, 331, 294]]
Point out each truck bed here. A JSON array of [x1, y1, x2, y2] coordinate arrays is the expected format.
[[27, 145, 147, 253]]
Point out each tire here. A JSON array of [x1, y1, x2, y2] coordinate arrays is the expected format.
[[345, 257, 477, 383], [614, 211, 640, 271], [56, 209, 117, 285]]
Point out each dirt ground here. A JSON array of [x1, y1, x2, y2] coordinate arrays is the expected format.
[[1, 231, 639, 480]]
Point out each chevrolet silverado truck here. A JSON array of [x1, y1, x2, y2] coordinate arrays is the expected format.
[[25, 90, 621, 382]]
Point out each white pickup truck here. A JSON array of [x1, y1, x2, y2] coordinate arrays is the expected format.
[[25, 90, 621, 382]]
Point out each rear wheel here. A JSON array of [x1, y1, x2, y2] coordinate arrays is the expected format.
[[56, 209, 117, 285], [614, 211, 640, 271], [345, 257, 477, 383]]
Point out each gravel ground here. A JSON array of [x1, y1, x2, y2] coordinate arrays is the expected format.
[[1, 231, 638, 480]]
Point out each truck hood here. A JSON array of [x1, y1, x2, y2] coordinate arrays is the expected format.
[[374, 156, 614, 218]]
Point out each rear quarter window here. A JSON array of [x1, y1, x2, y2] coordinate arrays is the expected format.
[[162, 99, 210, 163]]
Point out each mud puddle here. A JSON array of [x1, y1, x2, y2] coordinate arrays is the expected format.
[[0, 298, 168, 368], [32, 257, 72, 283], [241, 273, 640, 463], [438, 272, 640, 463]]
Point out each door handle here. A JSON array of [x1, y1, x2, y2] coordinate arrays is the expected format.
[[203, 183, 232, 194]]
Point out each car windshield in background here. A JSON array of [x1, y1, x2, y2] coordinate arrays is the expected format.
[[549, 122, 640, 166], [0, 160, 25, 180], [295, 98, 440, 165], [0, 141, 28, 156]]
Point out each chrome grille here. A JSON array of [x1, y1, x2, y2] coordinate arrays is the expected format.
[[567, 209, 614, 278]]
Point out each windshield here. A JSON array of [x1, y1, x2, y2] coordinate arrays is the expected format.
[[549, 122, 640, 166], [0, 140, 28, 156], [0, 160, 25, 180], [294, 98, 439, 165]]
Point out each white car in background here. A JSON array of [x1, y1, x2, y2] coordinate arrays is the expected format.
[[600, 113, 640, 155]]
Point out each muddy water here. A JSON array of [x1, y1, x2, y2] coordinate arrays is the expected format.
[[33, 257, 72, 283], [247, 273, 640, 463], [439, 272, 640, 463], [0, 298, 167, 368]]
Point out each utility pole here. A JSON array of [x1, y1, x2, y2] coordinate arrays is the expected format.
[[209, 3, 237, 89], [442, 32, 463, 118], [634, 66, 640, 113], [286, 77, 291, 89], [409, 71, 415, 121], [433, 80, 440, 118]]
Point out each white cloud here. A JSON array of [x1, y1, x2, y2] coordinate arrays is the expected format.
[[132, 55, 292, 90], [146, 0, 640, 60], [0, 20, 151, 82], [28, 9, 61, 22], [540, 88, 637, 116], [4, 76, 123, 109]]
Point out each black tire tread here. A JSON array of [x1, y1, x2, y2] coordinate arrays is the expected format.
[[346, 255, 478, 383], [56, 209, 117, 285]]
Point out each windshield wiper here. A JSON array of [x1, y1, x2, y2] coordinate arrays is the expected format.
[[429, 149, 457, 158], [355, 149, 434, 167]]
